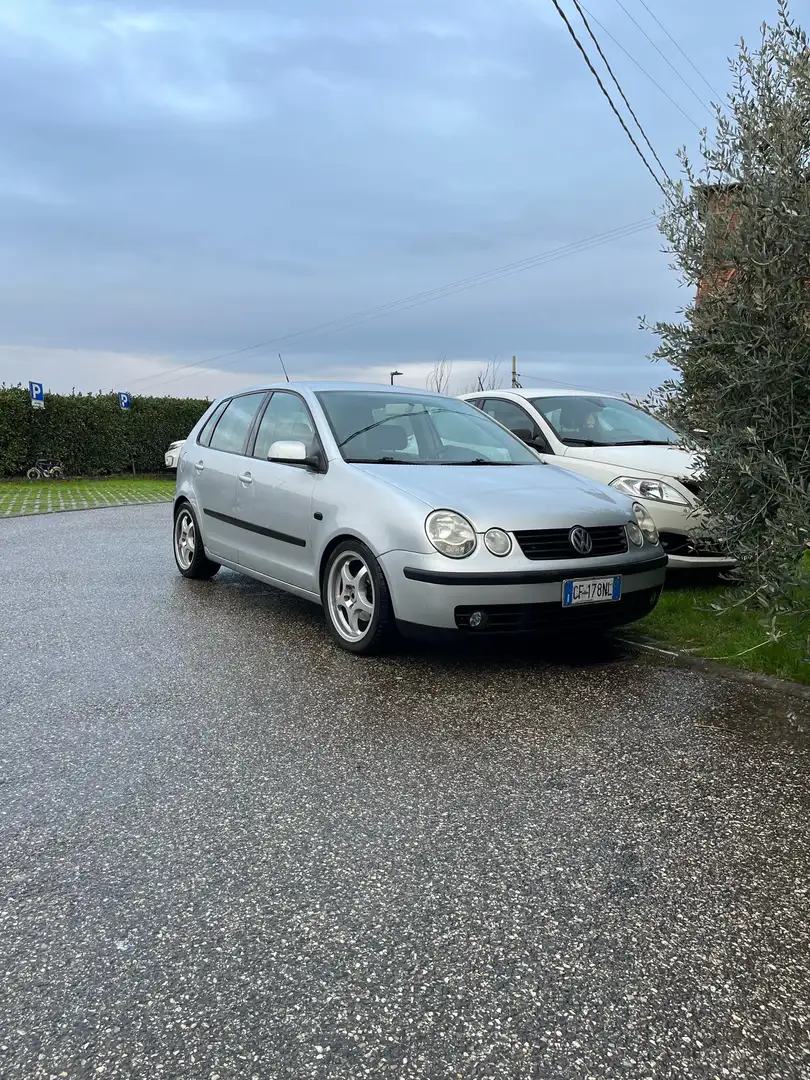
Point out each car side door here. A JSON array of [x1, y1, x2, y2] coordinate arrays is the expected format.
[[478, 398, 554, 456], [234, 391, 323, 596], [193, 392, 268, 563]]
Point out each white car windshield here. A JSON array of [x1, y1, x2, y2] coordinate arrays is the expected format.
[[530, 396, 681, 447], [317, 391, 541, 465]]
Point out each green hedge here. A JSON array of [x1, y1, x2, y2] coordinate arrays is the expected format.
[[0, 385, 210, 478]]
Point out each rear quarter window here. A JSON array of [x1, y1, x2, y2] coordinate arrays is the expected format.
[[197, 400, 229, 447]]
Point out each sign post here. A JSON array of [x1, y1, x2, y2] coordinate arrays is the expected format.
[[29, 381, 45, 409]]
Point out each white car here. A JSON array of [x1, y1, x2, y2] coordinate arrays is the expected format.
[[165, 440, 185, 469], [460, 388, 734, 571]]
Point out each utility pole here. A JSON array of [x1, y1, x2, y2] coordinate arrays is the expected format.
[[511, 355, 520, 389], [390, 370, 403, 385]]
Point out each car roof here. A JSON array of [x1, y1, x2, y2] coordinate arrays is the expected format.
[[222, 380, 449, 398], [461, 387, 622, 401]]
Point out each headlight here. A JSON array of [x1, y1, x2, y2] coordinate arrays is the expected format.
[[425, 510, 477, 558], [627, 521, 644, 547], [611, 476, 689, 505], [484, 527, 512, 557], [632, 503, 660, 545]]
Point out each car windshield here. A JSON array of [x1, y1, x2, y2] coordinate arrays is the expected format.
[[317, 390, 541, 465], [529, 395, 681, 447]]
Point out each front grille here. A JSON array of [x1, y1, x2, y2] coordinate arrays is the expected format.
[[454, 591, 659, 634], [514, 525, 628, 561]]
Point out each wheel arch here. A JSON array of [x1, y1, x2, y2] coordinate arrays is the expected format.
[[318, 533, 382, 597]]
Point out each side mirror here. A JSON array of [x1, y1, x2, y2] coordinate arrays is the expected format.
[[512, 427, 549, 453], [511, 427, 534, 444], [268, 440, 323, 472]]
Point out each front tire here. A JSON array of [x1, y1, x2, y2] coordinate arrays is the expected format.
[[26, 468, 41, 481], [323, 541, 395, 655], [173, 503, 220, 580]]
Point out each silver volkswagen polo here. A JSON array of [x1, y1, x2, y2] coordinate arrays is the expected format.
[[173, 383, 667, 654]]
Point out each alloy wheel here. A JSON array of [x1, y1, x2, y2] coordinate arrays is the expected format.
[[174, 509, 196, 570], [327, 550, 375, 642]]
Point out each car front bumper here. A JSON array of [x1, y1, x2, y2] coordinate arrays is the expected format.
[[657, 531, 736, 570], [380, 549, 667, 633], [638, 499, 735, 571]]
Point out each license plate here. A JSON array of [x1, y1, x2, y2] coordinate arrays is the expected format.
[[562, 575, 621, 607]]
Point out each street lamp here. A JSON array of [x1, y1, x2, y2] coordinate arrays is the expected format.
[[390, 370, 403, 385]]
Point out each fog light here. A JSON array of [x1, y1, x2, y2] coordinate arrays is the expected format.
[[484, 527, 512, 557], [468, 610, 488, 629]]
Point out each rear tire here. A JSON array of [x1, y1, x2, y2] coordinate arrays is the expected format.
[[323, 541, 396, 655], [173, 503, 220, 580], [49, 466, 65, 480], [26, 468, 41, 481]]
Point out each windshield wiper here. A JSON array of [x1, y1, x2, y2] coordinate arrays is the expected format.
[[612, 439, 674, 446], [338, 406, 460, 449], [561, 438, 603, 447], [440, 459, 524, 465], [346, 456, 411, 464]]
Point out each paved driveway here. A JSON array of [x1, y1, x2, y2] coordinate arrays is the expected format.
[[1, 506, 809, 1079]]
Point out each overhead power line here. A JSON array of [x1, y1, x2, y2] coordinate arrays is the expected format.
[[138, 218, 656, 393], [549, 0, 668, 197], [634, 0, 725, 105], [133, 220, 649, 390], [611, 0, 715, 118], [579, 3, 700, 129], [569, 0, 673, 185]]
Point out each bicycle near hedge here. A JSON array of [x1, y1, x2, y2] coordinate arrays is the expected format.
[[26, 458, 65, 481]]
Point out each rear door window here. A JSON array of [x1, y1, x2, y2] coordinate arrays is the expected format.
[[208, 393, 267, 454]]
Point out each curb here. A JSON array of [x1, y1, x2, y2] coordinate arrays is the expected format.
[[619, 634, 810, 703]]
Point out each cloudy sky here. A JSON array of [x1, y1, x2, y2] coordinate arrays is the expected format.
[[0, 0, 771, 399]]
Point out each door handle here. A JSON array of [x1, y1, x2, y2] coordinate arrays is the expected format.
[[237, 472, 253, 484], [194, 460, 205, 473]]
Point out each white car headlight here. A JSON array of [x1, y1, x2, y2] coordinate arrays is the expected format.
[[425, 510, 477, 558], [611, 476, 689, 505], [632, 503, 660, 545]]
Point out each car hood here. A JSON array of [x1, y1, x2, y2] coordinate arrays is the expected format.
[[563, 443, 698, 478], [353, 463, 633, 531]]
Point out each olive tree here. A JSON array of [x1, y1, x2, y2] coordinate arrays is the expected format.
[[649, 1, 810, 637]]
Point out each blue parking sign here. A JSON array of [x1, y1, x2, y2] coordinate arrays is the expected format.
[[118, 391, 131, 410], [29, 381, 45, 409]]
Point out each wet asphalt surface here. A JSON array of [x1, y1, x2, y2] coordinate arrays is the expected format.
[[1, 506, 810, 1080]]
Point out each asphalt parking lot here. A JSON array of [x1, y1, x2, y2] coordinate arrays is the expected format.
[[2, 505, 810, 1080]]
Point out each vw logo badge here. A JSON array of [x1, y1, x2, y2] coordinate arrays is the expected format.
[[569, 526, 593, 555]]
